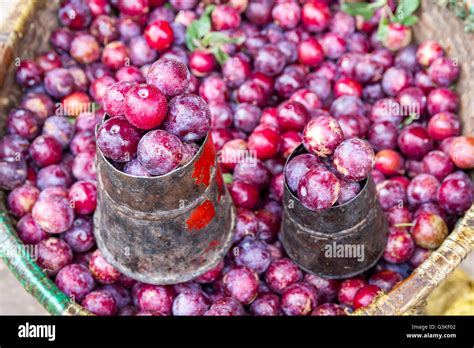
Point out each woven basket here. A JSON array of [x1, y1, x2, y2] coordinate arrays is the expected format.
[[0, 0, 472, 316]]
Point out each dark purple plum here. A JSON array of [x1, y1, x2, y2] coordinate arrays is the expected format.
[[97, 116, 141, 162], [162, 94, 211, 142], [63, 217, 95, 253], [55, 263, 96, 302], [37, 237, 73, 276], [147, 58, 191, 98], [137, 129, 183, 176]]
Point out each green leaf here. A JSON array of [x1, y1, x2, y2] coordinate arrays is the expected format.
[[201, 32, 230, 46], [202, 4, 216, 17], [395, 0, 420, 22], [367, 0, 388, 10], [401, 0, 420, 16], [210, 46, 229, 65], [341, 2, 376, 20], [185, 18, 210, 50], [186, 21, 200, 51], [201, 32, 244, 47], [377, 16, 389, 43], [223, 173, 233, 184], [185, 4, 240, 61], [341, 0, 386, 19], [185, 5, 215, 51], [401, 15, 418, 26], [196, 17, 211, 38]]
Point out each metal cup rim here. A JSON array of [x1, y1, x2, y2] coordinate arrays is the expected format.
[[95, 113, 210, 181]]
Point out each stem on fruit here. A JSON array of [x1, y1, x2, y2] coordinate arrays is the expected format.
[[401, 113, 419, 128], [394, 223, 414, 228], [223, 173, 233, 184]]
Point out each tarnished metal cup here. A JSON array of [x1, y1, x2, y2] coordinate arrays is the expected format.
[[280, 145, 388, 279], [93, 129, 235, 285]]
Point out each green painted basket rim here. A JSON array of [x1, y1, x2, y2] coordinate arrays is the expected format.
[[0, 211, 90, 315], [0, 0, 473, 317]]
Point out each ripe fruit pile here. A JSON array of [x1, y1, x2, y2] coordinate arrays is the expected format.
[[1, 0, 473, 316], [98, 58, 210, 176], [286, 116, 375, 211]]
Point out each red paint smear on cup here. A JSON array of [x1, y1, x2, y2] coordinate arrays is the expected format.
[[208, 240, 220, 248], [216, 165, 224, 202], [186, 199, 216, 231], [192, 134, 215, 187]]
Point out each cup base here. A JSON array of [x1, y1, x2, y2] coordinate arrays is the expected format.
[[93, 191, 236, 285]]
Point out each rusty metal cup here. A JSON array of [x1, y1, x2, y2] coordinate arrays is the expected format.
[[280, 145, 388, 279], [93, 129, 235, 285]]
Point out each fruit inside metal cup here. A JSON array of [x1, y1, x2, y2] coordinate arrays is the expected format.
[[93, 120, 235, 285], [280, 145, 388, 279]]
